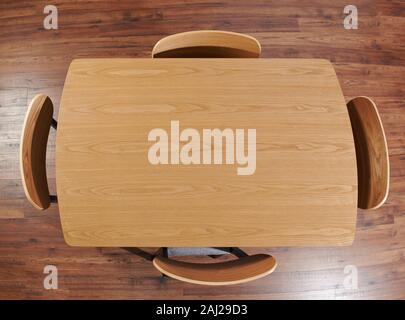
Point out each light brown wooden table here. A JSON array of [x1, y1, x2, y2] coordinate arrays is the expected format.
[[56, 58, 357, 247]]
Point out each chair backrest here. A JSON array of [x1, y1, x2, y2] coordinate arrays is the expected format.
[[20, 94, 54, 210], [153, 254, 277, 285], [152, 30, 261, 58], [347, 96, 389, 210]]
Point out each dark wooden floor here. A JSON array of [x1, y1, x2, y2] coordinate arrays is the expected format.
[[0, 0, 404, 299]]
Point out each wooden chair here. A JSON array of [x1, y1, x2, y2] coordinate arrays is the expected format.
[[152, 247, 277, 285], [347, 96, 389, 210], [20, 94, 58, 210], [152, 30, 261, 58]]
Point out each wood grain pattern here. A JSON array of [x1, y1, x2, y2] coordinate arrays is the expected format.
[[0, 0, 404, 299], [153, 254, 277, 285], [152, 30, 261, 58], [56, 58, 357, 247], [347, 96, 389, 210], [19, 94, 54, 210]]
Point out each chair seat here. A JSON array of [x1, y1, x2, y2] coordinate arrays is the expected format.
[[20, 94, 54, 210], [167, 247, 229, 257], [347, 96, 389, 209], [153, 254, 277, 285], [152, 30, 261, 58]]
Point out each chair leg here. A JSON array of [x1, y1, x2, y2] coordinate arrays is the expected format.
[[122, 247, 154, 261], [51, 118, 58, 130], [156, 248, 168, 277], [230, 247, 248, 258]]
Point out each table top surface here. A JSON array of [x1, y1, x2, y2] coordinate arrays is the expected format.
[[56, 58, 357, 247]]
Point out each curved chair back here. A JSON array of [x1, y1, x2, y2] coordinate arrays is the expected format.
[[20, 94, 54, 210], [153, 254, 277, 285], [152, 30, 261, 58], [347, 96, 389, 210]]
